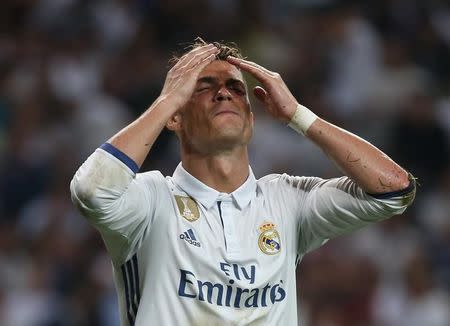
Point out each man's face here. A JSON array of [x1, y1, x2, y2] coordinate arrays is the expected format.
[[178, 60, 253, 154]]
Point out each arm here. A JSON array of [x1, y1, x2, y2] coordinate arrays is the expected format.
[[270, 174, 414, 255], [72, 43, 219, 209], [72, 43, 219, 206], [109, 44, 219, 166], [227, 56, 412, 195], [70, 44, 219, 262], [305, 118, 410, 194]]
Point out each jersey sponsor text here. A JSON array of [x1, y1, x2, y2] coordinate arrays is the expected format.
[[178, 262, 286, 308]]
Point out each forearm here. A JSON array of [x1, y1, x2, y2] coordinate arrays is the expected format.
[[225, 57, 412, 195], [108, 96, 175, 168], [305, 118, 410, 194]]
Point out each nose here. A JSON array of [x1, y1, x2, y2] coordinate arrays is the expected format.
[[214, 87, 232, 102]]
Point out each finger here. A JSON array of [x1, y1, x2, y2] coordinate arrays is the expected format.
[[253, 86, 270, 105], [227, 57, 274, 83], [186, 53, 217, 74], [180, 46, 219, 72], [174, 46, 218, 74], [173, 43, 216, 70], [231, 57, 274, 74], [254, 86, 279, 117], [180, 43, 215, 62]]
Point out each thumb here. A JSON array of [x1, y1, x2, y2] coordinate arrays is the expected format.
[[253, 86, 270, 105]]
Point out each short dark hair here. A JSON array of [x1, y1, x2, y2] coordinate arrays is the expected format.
[[169, 37, 244, 67]]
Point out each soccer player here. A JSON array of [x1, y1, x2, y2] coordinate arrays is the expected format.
[[70, 40, 416, 325]]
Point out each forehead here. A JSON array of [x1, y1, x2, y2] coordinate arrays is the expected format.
[[198, 60, 244, 82]]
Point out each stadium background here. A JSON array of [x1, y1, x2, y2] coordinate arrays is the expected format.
[[0, 0, 449, 325]]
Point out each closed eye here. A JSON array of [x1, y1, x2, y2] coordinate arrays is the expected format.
[[196, 86, 210, 92], [230, 86, 246, 95], [226, 79, 246, 95]]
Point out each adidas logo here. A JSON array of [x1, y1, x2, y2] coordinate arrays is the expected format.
[[179, 228, 201, 247]]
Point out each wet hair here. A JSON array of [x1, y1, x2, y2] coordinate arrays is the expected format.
[[169, 37, 244, 67]]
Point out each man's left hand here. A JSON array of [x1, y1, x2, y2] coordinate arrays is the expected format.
[[227, 56, 298, 123]]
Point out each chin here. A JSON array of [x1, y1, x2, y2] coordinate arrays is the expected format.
[[216, 127, 252, 147], [217, 123, 248, 138]]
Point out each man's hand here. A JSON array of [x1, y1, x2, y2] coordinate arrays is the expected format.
[[160, 44, 219, 111], [227, 56, 298, 123], [106, 44, 218, 167]]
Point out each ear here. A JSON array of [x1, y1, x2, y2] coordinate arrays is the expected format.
[[166, 112, 182, 131]]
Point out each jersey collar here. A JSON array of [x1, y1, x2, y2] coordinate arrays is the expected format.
[[172, 163, 257, 210]]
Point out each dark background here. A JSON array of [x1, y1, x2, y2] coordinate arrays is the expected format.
[[0, 0, 449, 325]]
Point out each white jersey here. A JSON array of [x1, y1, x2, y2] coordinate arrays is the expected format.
[[70, 143, 415, 326]]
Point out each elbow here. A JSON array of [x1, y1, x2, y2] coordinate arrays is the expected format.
[[391, 171, 417, 207], [70, 178, 89, 207], [400, 169, 416, 191], [70, 149, 134, 214], [399, 175, 411, 191], [403, 172, 417, 205], [369, 170, 416, 204], [391, 168, 413, 192], [70, 172, 99, 208], [70, 150, 134, 211]]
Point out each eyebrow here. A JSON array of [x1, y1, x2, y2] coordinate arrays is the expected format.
[[197, 76, 245, 86]]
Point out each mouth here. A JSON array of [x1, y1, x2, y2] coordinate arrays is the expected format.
[[212, 105, 241, 117], [214, 110, 240, 117]]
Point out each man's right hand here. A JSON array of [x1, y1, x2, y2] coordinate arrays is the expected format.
[[159, 44, 219, 111], [105, 44, 219, 168]]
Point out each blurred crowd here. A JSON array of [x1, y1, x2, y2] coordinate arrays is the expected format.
[[0, 0, 449, 325]]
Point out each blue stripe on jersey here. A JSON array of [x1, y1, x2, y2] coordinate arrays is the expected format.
[[132, 255, 141, 302], [217, 202, 224, 228], [126, 261, 138, 315], [367, 180, 416, 199], [184, 232, 190, 239], [121, 264, 135, 325], [100, 143, 139, 174], [188, 229, 196, 241], [121, 253, 141, 326]]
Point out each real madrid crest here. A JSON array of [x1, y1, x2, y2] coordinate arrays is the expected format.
[[175, 195, 200, 222], [258, 222, 281, 255]]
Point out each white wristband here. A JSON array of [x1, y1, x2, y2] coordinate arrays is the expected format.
[[287, 104, 318, 135]]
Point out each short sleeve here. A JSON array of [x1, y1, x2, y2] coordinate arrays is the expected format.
[[70, 146, 166, 263]]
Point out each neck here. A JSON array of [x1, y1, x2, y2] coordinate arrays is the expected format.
[[181, 145, 250, 193]]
